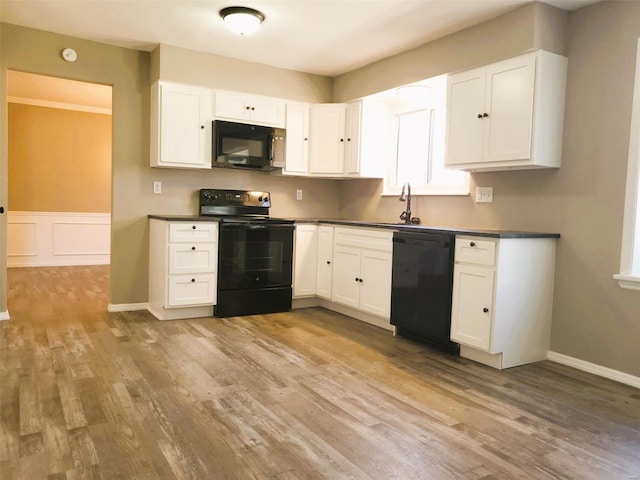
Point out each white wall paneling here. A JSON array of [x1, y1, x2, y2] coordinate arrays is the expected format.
[[7, 211, 111, 267]]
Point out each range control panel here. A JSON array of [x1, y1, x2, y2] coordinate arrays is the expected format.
[[199, 189, 271, 216]]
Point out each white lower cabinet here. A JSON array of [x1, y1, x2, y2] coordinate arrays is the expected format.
[[332, 227, 393, 318], [316, 226, 334, 299], [293, 224, 318, 297], [450, 235, 557, 369], [148, 219, 218, 320]]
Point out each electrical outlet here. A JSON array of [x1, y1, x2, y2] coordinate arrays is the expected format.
[[475, 186, 493, 203], [153, 181, 162, 194], [296, 189, 303, 201]]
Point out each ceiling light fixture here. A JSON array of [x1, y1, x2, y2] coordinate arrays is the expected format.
[[220, 6, 265, 36]]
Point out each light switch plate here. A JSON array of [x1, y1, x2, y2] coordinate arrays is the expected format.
[[475, 187, 493, 203]]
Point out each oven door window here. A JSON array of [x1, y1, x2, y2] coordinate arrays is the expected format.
[[218, 225, 293, 290]]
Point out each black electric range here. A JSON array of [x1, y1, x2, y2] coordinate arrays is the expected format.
[[199, 189, 294, 317]]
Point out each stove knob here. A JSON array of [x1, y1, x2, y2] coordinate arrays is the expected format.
[[264, 196, 269, 203], [258, 196, 263, 202]]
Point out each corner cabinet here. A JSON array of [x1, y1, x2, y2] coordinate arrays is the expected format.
[[450, 235, 557, 369], [332, 227, 393, 318], [150, 81, 212, 169], [309, 104, 347, 175], [308, 100, 389, 178], [445, 50, 568, 172], [283, 101, 310, 176], [316, 225, 334, 299], [148, 219, 217, 320], [293, 224, 318, 297]]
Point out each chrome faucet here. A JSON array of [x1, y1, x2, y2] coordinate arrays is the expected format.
[[399, 182, 412, 224]]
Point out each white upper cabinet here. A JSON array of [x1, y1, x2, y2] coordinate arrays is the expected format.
[[343, 101, 362, 175], [309, 103, 347, 175], [213, 90, 286, 128], [308, 100, 389, 178], [283, 101, 310, 176], [151, 81, 212, 169], [445, 50, 567, 172]]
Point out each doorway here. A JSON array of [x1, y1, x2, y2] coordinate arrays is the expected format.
[[6, 71, 112, 269], [7, 71, 112, 268]]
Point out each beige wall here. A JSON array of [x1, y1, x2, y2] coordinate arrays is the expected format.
[[153, 44, 332, 103], [336, 2, 640, 377], [333, 2, 568, 102], [1, 24, 149, 307], [8, 103, 111, 212]]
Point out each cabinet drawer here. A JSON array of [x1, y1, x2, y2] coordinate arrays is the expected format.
[[334, 227, 393, 252], [167, 274, 216, 307], [169, 222, 217, 243], [169, 244, 217, 274], [455, 236, 496, 266]]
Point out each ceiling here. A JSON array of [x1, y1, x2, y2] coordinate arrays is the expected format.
[[1, 0, 599, 77]]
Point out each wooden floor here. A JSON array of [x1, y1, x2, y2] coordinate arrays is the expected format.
[[1, 266, 639, 480]]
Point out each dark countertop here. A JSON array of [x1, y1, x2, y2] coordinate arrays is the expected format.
[[148, 215, 560, 239]]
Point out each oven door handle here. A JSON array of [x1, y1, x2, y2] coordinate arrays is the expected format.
[[221, 223, 294, 231]]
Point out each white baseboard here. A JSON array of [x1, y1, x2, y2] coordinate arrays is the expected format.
[[548, 351, 640, 389], [0, 311, 10, 321], [107, 303, 149, 313]]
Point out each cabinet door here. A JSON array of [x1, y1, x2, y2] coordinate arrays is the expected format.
[[483, 55, 535, 163], [359, 250, 392, 318], [157, 82, 210, 168], [309, 104, 346, 175], [249, 95, 286, 127], [214, 91, 285, 128], [450, 264, 494, 350], [293, 225, 318, 297], [284, 102, 310, 175], [344, 101, 362, 175], [445, 67, 486, 167], [316, 226, 334, 299], [332, 245, 360, 308]]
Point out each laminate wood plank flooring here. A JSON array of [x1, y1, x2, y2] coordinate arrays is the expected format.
[[1, 265, 639, 479]]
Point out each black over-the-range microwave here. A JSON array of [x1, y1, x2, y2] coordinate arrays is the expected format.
[[212, 120, 286, 171]]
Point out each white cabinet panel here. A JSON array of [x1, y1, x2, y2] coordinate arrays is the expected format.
[[213, 90, 285, 128], [316, 226, 334, 300], [359, 249, 392, 318], [309, 104, 346, 175], [151, 81, 211, 169], [284, 102, 310, 175], [332, 245, 361, 309], [293, 225, 318, 297], [169, 244, 217, 275], [169, 223, 217, 243], [168, 274, 216, 307], [450, 264, 494, 350]]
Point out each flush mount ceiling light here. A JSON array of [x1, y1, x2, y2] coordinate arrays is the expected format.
[[220, 6, 265, 36]]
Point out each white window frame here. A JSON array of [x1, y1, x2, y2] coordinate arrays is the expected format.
[[380, 77, 469, 197], [614, 38, 640, 290]]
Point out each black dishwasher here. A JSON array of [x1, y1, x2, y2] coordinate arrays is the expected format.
[[391, 231, 459, 353]]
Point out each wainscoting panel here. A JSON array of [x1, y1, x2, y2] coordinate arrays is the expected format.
[[8, 211, 110, 267]]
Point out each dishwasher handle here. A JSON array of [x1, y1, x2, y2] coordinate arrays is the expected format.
[[393, 237, 451, 248]]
